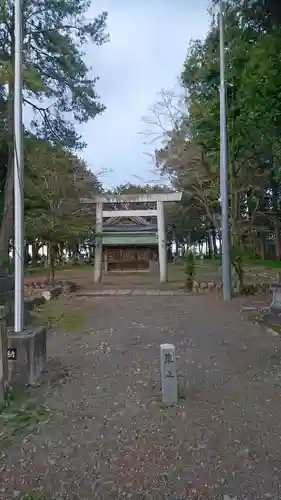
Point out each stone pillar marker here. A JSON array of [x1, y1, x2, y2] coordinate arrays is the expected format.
[[160, 343, 178, 406], [270, 282, 281, 311]]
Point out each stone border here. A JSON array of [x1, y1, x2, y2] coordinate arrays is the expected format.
[[77, 281, 272, 297], [23, 281, 79, 318], [240, 304, 281, 339], [79, 289, 186, 297], [24, 280, 79, 294], [42, 287, 62, 301], [192, 280, 271, 295]]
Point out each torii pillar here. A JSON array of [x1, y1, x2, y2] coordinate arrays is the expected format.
[[157, 200, 167, 283], [94, 202, 103, 283]]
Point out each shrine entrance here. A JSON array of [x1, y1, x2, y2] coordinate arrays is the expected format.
[[81, 192, 182, 284], [105, 247, 154, 272]]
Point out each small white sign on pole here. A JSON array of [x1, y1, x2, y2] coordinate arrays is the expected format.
[[160, 343, 178, 406]]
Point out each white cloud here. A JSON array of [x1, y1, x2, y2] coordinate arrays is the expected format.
[[79, 0, 210, 187]]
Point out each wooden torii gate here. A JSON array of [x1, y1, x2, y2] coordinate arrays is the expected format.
[[81, 192, 182, 283]]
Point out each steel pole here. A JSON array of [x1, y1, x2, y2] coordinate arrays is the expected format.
[[14, 0, 24, 331], [219, 0, 232, 300]]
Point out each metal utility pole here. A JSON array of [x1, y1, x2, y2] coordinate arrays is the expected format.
[[219, 0, 232, 300], [14, 0, 25, 331]]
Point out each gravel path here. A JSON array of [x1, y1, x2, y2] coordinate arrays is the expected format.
[[1, 294, 281, 500]]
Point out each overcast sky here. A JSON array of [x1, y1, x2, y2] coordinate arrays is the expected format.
[[79, 0, 210, 188]]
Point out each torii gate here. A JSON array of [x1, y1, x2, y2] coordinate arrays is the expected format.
[[81, 192, 182, 283]]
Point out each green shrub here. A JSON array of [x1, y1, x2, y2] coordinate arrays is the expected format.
[[183, 251, 195, 290]]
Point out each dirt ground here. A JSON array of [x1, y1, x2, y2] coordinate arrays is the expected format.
[[1, 292, 281, 500]]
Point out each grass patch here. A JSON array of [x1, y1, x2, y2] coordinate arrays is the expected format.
[[246, 258, 281, 269], [196, 257, 221, 265], [24, 263, 93, 277], [21, 495, 46, 500], [30, 295, 92, 333], [0, 388, 51, 453], [24, 266, 47, 276], [268, 324, 281, 334], [167, 280, 185, 288]]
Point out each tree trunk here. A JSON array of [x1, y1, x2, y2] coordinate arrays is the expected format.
[[259, 233, 265, 260], [211, 229, 218, 255], [24, 242, 29, 264], [0, 84, 14, 273], [271, 170, 280, 260], [218, 230, 222, 254], [31, 240, 42, 264], [47, 242, 56, 284], [50, 248, 55, 283], [207, 231, 213, 257], [175, 241, 179, 257], [0, 12, 15, 273], [274, 226, 281, 261], [57, 244, 63, 263]]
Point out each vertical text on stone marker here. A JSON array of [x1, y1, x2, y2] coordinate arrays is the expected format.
[[160, 343, 178, 406]]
